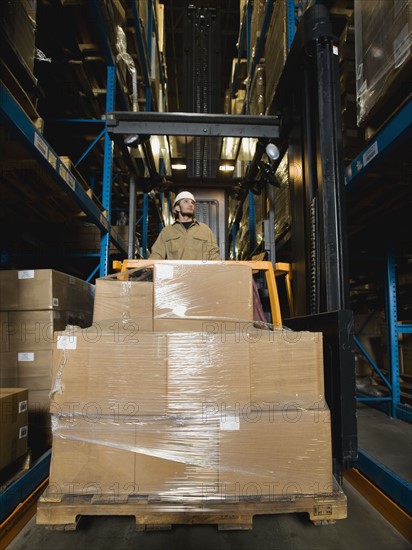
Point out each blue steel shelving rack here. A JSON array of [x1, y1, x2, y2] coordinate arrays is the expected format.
[[0, 79, 128, 281], [345, 97, 412, 423], [345, 98, 412, 513]]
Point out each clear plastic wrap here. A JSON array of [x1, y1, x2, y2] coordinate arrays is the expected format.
[[93, 263, 254, 329], [153, 263, 253, 322], [48, 324, 331, 499], [355, 0, 412, 125], [48, 408, 332, 499], [47, 262, 332, 501], [93, 269, 153, 325]]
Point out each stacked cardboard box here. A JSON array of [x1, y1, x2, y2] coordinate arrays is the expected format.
[[264, 0, 287, 111], [354, 0, 412, 128], [249, 65, 265, 116], [0, 0, 37, 76], [0, 388, 28, 470], [0, 269, 94, 451], [93, 263, 254, 331], [339, 13, 367, 163], [48, 263, 333, 500]]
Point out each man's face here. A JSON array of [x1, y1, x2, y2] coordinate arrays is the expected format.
[[177, 198, 195, 217]]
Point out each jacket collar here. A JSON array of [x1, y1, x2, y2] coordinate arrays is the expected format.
[[173, 218, 199, 226]]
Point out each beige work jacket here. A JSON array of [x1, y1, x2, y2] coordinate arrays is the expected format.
[[149, 220, 221, 260]]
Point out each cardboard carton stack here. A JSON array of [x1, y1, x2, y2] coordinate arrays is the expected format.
[[339, 13, 367, 163], [48, 263, 333, 501], [0, 0, 37, 76], [264, 0, 287, 111], [0, 388, 28, 470], [0, 269, 94, 450], [354, 0, 412, 129]]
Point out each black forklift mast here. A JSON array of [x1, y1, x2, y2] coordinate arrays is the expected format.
[[270, 4, 357, 479]]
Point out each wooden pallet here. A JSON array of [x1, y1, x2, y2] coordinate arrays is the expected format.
[[36, 481, 347, 531]]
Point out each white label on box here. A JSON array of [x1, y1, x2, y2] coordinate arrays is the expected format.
[[57, 335, 77, 350], [393, 24, 410, 69], [157, 265, 174, 279], [19, 426, 28, 439], [333, 45, 338, 56], [53, 297, 60, 307], [34, 133, 48, 159], [18, 270, 35, 279], [54, 310, 61, 319], [19, 400, 28, 413], [363, 141, 378, 167], [18, 352, 34, 362], [220, 415, 240, 431]]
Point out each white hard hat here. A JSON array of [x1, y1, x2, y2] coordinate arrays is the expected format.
[[173, 191, 196, 208]]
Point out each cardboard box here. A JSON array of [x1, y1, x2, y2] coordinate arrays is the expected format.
[[153, 318, 257, 334], [167, 332, 251, 415], [27, 389, 50, 414], [218, 408, 333, 497], [250, 330, 325, 409], [17, 350, 53, 390], [51, 328, 167, 416], [134, 418, 218, 495], [1, 350, 53, 392], [0, 311, 9, 352], [8, 310, 72, 352], [0, 352, 18, 387], [93, 278, 153, 327], [49, 416, 218, 496], [0, 269, 94, 314], [154, 263, 253, 322], [355, 0, 412, 125], [49, 420, 136, 496], [0, 388, 28, 469], [0, 273, 18, 310]]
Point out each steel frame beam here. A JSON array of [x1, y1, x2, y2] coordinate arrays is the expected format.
[[357, 448, 412, 516], [106, 112, 280, 139]]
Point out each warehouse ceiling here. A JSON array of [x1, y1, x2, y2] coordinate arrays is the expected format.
[[163, 0, 240, 112]]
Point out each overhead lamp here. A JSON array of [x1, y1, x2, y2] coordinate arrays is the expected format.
[[172, 163, 187, 170], [219, 164, 235, 172], [265, 142, 280, 161], [124, 134, 140, 147]]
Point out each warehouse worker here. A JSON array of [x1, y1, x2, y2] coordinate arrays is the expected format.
[[149, 191, 221, 260]]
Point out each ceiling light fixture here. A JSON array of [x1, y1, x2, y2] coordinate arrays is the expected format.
[[265, 142, 280, 161], [219, 164, 235, 172], [124, 134, 140, 147]]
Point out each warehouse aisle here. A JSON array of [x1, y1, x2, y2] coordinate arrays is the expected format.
[[6, 483, 409, 550], [357, 405, 412, 483]]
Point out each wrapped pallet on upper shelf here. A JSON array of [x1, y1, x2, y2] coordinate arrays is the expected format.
[[354, 0, 412, 129], [264, 0, 287, 112]]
